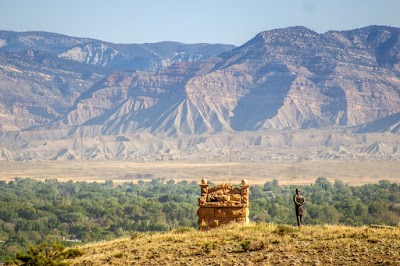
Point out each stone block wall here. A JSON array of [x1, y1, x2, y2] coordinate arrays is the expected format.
[[197, 179, 249, 230]]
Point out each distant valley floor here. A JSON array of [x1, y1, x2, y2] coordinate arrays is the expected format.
[[0, 159, 398, 186]]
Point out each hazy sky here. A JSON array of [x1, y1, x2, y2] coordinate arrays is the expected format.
[[0, 0, 399, 45]]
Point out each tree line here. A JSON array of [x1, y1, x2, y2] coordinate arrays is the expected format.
[[0, 177, 399, 262]]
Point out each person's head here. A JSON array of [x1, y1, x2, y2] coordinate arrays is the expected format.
[[295, 188, 300, 195]]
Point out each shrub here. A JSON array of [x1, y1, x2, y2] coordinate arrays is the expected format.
[[273, 225, 299, 236], [114, 252, 124, 258], [15, 242, 82, 266], [202, 241, 218, 254], [240, 239, 265, 252], [240, 240, 251, 251], [173, 226, 195, 234]]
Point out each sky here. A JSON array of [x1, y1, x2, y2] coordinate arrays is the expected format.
[[0, 0, 399, 46]]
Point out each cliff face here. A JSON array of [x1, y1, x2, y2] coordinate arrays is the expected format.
[[0, 26, 399, 161], [0, 31, 234, 132], [0, 50, 104, 131], [54, 26, 400, 134], [220, 26, 400, 130]]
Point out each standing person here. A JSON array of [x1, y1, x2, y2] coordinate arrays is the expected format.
[[293, 188, 305, 226]]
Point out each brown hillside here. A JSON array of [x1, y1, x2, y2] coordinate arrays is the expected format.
[[67, 223, 400, 265]]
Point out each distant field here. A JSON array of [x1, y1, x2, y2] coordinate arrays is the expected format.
[[0, 159, 398, 185]]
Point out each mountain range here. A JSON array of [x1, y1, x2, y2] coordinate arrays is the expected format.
[[0, 26, 399, 161]]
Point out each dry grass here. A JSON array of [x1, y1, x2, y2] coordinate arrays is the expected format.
[[67, 223, 400, 265], [0, 159, 399, 185]]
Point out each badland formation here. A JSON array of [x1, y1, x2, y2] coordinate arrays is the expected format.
[[0, 26, 399, 161]]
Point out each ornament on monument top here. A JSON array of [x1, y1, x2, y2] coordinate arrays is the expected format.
[[201, 178, 208, 185], [241, 179, 248, 186]]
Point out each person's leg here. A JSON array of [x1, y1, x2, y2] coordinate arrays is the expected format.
[[296, 215, 301, 226], [299, 215, 303, 226]]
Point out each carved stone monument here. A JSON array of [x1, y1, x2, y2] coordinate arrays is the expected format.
[[197, 178, 249, 230]]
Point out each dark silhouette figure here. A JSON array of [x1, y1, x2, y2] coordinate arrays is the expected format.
[[293, 188, 305, 226]]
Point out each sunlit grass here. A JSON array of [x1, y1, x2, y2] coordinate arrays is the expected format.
[[68, 222, 400, 265]]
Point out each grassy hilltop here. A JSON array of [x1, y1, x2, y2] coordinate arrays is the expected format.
[[67, 223, 400, 265]]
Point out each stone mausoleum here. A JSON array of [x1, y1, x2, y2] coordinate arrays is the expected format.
[[197, 179, 249, 230]]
